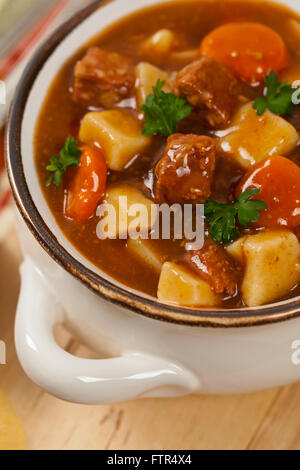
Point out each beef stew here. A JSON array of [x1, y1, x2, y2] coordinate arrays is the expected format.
[[34, 0, 300, 310]]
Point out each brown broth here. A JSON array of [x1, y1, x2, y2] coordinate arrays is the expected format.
[[34, 0, 300, 305]]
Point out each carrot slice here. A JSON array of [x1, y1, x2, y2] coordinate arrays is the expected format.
[[200, 22, 288, 84], [237, 156, 300, 229], [65, 145, 107, 222]]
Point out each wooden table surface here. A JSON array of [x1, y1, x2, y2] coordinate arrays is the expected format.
[[1, 223, 300, 450]]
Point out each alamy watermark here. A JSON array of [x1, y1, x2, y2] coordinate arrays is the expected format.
[[291, 340, 300, 366], [96, 198, 205, 250], [292, 80, 300, 105], [0, 340, 6, 365]]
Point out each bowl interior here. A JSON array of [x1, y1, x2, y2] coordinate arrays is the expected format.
[[12, 0, 300, 323], [21, 0, 170, 301]]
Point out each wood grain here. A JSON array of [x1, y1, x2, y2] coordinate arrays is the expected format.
[[0, 224, 298, 450]]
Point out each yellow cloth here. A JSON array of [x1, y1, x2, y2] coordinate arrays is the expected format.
[[0, 389, 26, 450]]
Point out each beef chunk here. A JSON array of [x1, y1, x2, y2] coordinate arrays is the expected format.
[[186, 240, 240, 296], [154, 134, 216, 204], [176, 56, 243, 128], [72, 47, 135, 108]]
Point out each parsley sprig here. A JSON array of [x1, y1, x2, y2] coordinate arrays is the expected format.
[[253, 70, 299, 116], [142, 79, 192, 137], [204, 189, 267, 245], [46, 137, 82, 186]]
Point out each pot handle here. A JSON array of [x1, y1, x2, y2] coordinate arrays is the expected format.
[[15, 259, 200, 404]]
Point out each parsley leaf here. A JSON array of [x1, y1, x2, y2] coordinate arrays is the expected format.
[[46, 137, 82, 186], [204, 200, 241, 245], [141, 79, 192, 137], [253, 70, 298, 116], [204, 189, 267, 245], [236, 188, 267, 226], [252, 97, 267, 116]]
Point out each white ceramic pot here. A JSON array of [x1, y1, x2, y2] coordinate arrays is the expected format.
[[6, 0, 300, 404]]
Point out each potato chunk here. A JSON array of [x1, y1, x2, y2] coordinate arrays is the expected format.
[[97, 184, 157, 239], [141, 29, 175, 57], [127, 239, 164, 273], [0, 389, 26, 450], [79, 110, 151, 171], [226, 237, 245, 264], [157, 262, 221, 307], [227, 231, 300, 307], [218, 102, 299, 169], [135, 62, 171, 107], [169, 49, 199, 63]]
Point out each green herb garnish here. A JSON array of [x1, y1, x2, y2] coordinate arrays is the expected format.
[[204, 189, 267, 245], [46, 137, 82, 186], [141, 79, 192, 137], [253, 70, 299, 116]]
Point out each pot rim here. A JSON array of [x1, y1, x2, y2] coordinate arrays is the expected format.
[[5, 0, 300, 328]]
